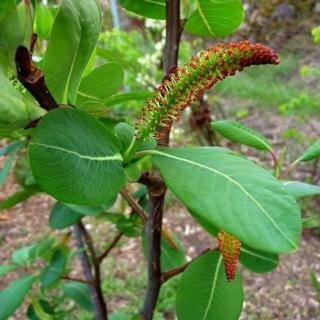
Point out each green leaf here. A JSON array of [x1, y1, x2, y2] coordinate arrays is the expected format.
[[150, 147, 301, 254], [12, 239, 54, 265], [299, 141, 320, 162], [49, 202, 83, 230], [283, 181, 320, 199], [65, 196, 116, 216], [35, 2, 54, 39], [185, 0, 244, 37], [0, 71, 44, 130], [29, 108, 125, 206], [0, 141, 24, 157], [104, 92, 153, 108], [118, 0, 166, 20], [44, 0, 101, 104], [0, 265, 17, 277], [0, 144, 23, 186], [310, 272, 320, 302], [40, 249, 68, 288], [63, 281, 93, 311], [77, 63, 124, 109], [176, 251, 243, 320], [0, 275, 37, 320], [0, 188, 38, 211], [0, 0, 33, 66], [212, 120, 272, 151], [239, 244, 279, 273], [110, 311, 129, 320]]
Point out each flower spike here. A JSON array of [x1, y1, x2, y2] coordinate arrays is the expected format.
[[218, 230, 241, 282], [136, 40, 279, 140]]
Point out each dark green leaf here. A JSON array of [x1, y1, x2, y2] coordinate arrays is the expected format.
[[283, 181, 320, 198], [239, 244, 279, 273], [63, 281, 93, 311], [40, 249, 68, 288], [0, 275, 37, 320], [299, 141, 320, 162], [176, 252, 243, 320], [185, 0, 244, 37], [29, 108, 125, 206], [150, 147, 301, 254], [212, 120, 272, 151], [44, 0, 101, 104], [118, 0, 166, 20], [27, 299, 54, 320], [49, 202, 83, 230]]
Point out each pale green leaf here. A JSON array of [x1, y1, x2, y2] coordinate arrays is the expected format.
[[299, 141, 320, 162], [212, 120, 272, 151], [29, 108, 125, 206], [44, 0, 101, 104], [283, 181, 320, 199], [185, 0, 244, 37], [176, 252, 243, 320], [77, 63, 124, 109], [0, 265, 17, 277], [150, 147, 301, 254], [118, 0, 166, 20]]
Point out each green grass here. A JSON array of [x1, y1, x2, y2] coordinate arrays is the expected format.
[[214, 54, 313, 108]]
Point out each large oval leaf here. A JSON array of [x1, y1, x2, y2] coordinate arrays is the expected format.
[[118, 0, 166, 20], [239, 244, 279, 273], [176, 251, 243, 320], [212, 120, 272, 151], [150, 147, 301, 254], [44, 0, 101, 104], [29, 108, 125, 206], [0, 275, 37, 320], [185, 0, 244, 37]]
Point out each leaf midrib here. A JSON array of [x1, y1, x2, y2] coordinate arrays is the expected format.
[[240, 247, 278, 264], [30, 142, 122, 161], [148, 149, 297, 249], [202, 254, 222, 320], [196, 0, 215, 36]]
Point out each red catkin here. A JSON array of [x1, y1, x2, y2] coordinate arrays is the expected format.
[[136, 40, 279, 140], [218, 230, 241, 282]]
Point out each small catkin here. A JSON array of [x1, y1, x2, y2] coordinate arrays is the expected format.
[[218, 230, 241, 282], [136, 40, 279, 140]]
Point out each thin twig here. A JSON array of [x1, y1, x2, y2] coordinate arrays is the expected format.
[[140, 1, 182, 319], [161, 247, 215, 283], [61, 276, 95, 287], [97, 231, 124, 263], [73, 223, 107, 320], [77, 222, 108, 320], [120, 188, 179, 250]]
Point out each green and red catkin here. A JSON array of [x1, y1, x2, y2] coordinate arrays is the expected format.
[[218, 230, 241, 282], [136, 40, 279, 140]]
